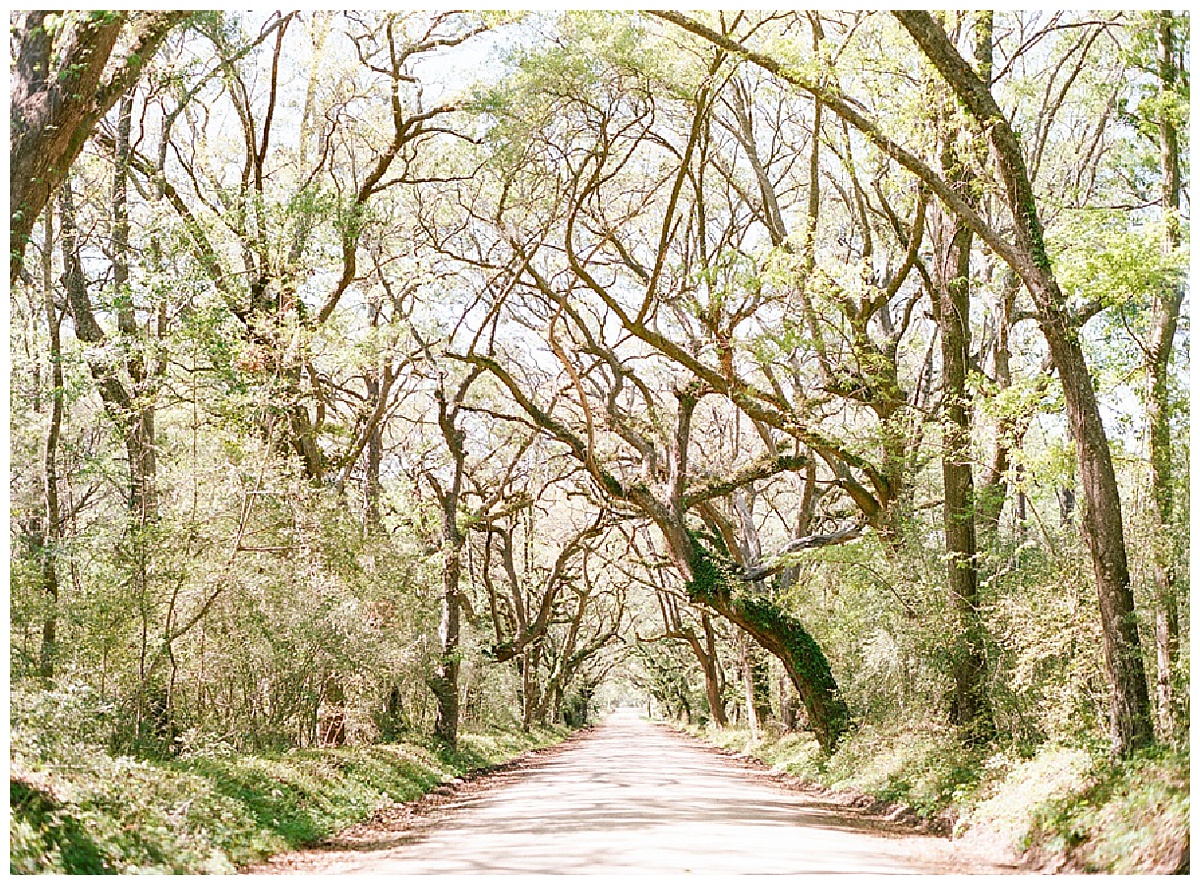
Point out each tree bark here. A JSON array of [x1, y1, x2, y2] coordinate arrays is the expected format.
[[933, 12, 993, 744], [978, 271, 1024, 530], [319, 674, 347, 746], [650, 7, 1154, 757], [112, 94, 158, 525], [10, 11, 185, 282], [684, 536, 850, 751], [426, 372, 482, 748], [431, 544, 463, 746], [936, 217, 991, 742], [520, 647, 539, 731], [689, 613, 728, 727], [363, 297, 385, 532], [738, 633, 760, 740], [1146, 10, 1184, 742], [463, 351, 853, 751]]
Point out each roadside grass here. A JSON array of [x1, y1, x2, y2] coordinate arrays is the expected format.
[[685, 721, 1189, 873], [686, 722, 977, 823], [10, 726, 568, 874], [1009, 747, 1190, 873]]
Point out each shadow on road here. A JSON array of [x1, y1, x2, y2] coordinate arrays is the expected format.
[[253, 709, 1020, 875]]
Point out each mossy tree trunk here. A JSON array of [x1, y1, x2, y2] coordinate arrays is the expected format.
[[930, 12, 994, 745], [464, 353, 855, 752], [683, 538, 850, 752], [1146, 9, 1185, 743]]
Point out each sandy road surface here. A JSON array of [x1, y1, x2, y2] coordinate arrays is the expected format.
[[254, 708, 1016, 875]]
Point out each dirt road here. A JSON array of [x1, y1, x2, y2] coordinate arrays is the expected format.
[[255, 708, 1015, 874]]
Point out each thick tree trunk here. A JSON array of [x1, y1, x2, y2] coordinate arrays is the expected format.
[[1147, 10, 1184, 742], [426, 377, 481, 748], [978, 272, 1022, 530], [431, 544, 462, 746], [685, 540, 850, 751], [751, 645, 772, 726], [10, 11, 183, 281], [934, 22, 993, 739], [1014, 469, 1028, 537], [520, 647, 540, 731], [937, 219, 992, 743], [319, 674, 347, 746], [1037, 289, 1153, 753], [688, 613, 728, 727], [365, 420, 383, 531], [363, 360, 384, 532], [738, 633, 760, 740], [779, 672, 801, 730], [379, 685, 404, 740]]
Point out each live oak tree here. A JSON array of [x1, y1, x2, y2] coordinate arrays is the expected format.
[[431, 24, 875, 748], [632, 527, 730, 728], [479, 484, 620, 729], [124, 11, 488, 486], [421, 365, 479, 747], [9, 11, 503, 748]]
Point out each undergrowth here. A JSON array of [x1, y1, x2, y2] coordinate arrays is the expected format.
[[10, 726, 566, 874], [1013, 747, 1190, 873], [685, 721, 1189, 874]]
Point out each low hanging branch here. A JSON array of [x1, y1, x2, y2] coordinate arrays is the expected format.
[[682, 451, 809, 509], [740, 523, 864, 584]]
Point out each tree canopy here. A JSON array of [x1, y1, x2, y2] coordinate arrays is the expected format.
[[10, 10, 1189, 771]]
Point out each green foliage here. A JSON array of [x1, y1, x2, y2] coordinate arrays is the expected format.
[[692, 720, 980, 820], [781, 530, 946, 725], [969, 744, 1189, 873], [985, 544, 1108, 743], [823, 726, 980, 819], [629, 640, 704, 723], [1119, 11, 1190, 138], [6, 9, 1191, 873], [1052, 214, 1185, 317], [1022, 748, 1190, 874], [10, 723, 567, 874], [10, 683, 117, 764]]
